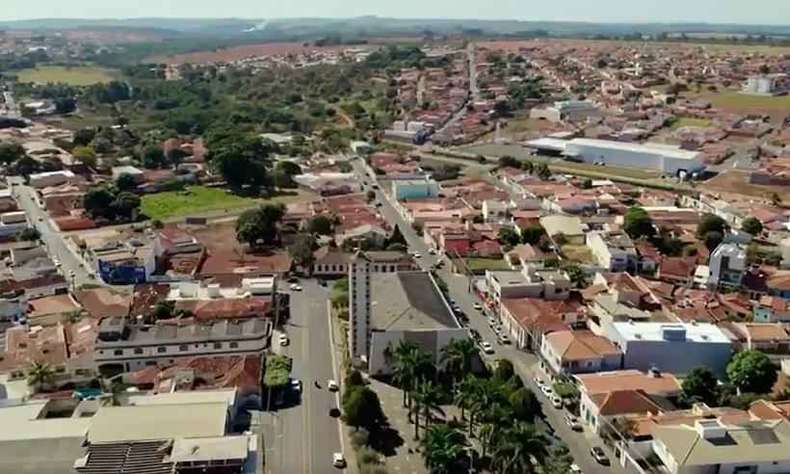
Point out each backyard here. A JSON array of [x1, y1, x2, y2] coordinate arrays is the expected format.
[[670, 116, 712, 129], [464, 257, 512, 273], [141, 186, 305, 221], [14, 65, 118, 86]]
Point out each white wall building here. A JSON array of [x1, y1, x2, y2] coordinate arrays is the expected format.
[[708, 243, 746, 289], [587, 231, 638, 272], [564, 139, 705, 176], [391, 177, 440, 201]]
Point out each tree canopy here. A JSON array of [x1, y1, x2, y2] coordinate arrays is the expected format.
[[235, 204, 285, 248], [697, 213, 728, 238], [726, 350, 777, 394], [741, 217, 763, 236], [682, 366, 720, 406], [623, 206, 654, 239]]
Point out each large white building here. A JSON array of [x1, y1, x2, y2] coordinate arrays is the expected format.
[[348, 252, 468, 374], [530, 100, 601, 123], [742, 74, 790, 96], [601, 321, 732, 377], [708, 243, 746, 289]]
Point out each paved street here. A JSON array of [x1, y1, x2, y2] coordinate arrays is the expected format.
[[353, 158, 626, 474], [263, 280, 344, 474], [9, 178, 97, 287]]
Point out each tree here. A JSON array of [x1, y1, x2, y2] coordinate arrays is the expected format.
[[697, 214, 728, 239], [342, 386, 385, 431], [72, 128, 96, 147], [0, 142, 26, 165], [704, 230, 724, 252], [27, 362, 55, 392], [235, 204, 285, 248], [454, 375, 479, 421], [521, 224, 545, 245], [141, 144, 167, 169], [18, 227, 40, 242], [508, 387, 540, 422], [521, 161, 534, 173], [420, 423, 467, 474], [111, 192, 140, 220], [115, 173, 138, 192], [412, 381, 445, 440], [741, 217, 763, 236], [623, 206, 655, 239], [441, 338, 478, 386], [492, 421, 548, 474], [306, 215, 334, 235], [498, 227, 521, 247], [682, 366, 719, 406], [272, 160, 301, 188], [493, 359, 515, 382], [83, 186, 116, 220], [726, 350, 777, 394], [535, 162, 551, 180], [543, 446, 574, 474], [580, 178, 593, 189], [288, 234, 316, 273], [498, 155, 520, 169], [391, 340, 420, 408], [563, 264, 587, 288]]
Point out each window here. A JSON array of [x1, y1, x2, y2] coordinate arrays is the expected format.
[[134, 348, 143, 355], [213, 342, 223, 350], [113, 349, 123, 356], [157, 346, 167, 353], [179, 344, 188, 352], [229, 342, 239, 349]]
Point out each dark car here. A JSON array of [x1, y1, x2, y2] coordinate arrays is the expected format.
[[590, 447, 610, 465], [329, 407, 341, 418]]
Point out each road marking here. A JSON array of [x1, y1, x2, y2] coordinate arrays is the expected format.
[[302, 304, 312, 474], [326, 300, 345, 456]]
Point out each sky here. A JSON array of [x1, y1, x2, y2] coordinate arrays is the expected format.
[[2, 0, 790, 25]]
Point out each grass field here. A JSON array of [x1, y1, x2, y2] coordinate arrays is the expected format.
[[15, 65, 118, 86], [561, 244, 595, 264], [670, 116, 712, 129], [465, 257, 511, 273], [141, 186, 258, 220], [708, 92, 790, 111]]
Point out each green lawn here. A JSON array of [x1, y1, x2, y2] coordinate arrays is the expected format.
[[465, 257, 511, 273], [670, 116, 712, 129], [141, 186, 259, 221], [707, 92, 790, 111], [561, 244, 595, 264], [14, 65, 118, 86]]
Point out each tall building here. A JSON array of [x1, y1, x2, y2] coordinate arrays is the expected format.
[[349, 252, 372, 364], [708, 242, 746, 289]]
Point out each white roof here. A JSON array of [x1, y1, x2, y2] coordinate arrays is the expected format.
[[525, 137, 569, 152], [126, 388, 237, 409], [611, 322, 731, 344], [567, 138, 701, 161], [170, 435, 251, 462], [87, 402, 228, 443], [0, 401, 90, 441], [29, 170, 75, 179]]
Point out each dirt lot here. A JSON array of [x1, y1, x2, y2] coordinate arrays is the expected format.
[[701, 169, 790, 202], [154, 42, 369, 64]]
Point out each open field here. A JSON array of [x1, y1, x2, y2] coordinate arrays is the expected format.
[[561, 244, 595, 264], [464, 257, 511, 273], [701, 170, 790, 203], [141, 186, 307, 221], [14, 65, 117, 86], [693, 91, 790, 122], [477, 38, 790, 55], [670, 116, 712, 129]]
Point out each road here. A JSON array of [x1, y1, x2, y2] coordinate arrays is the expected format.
[[263, 280, 343, 474], [9, 178, 97, 287], [435, 43, 478, 136], [353, 158, 626, 474], [2, 90, 20, 119]]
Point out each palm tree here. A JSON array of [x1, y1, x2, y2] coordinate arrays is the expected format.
[[412, 381, 445, 440], [492, 422, 549, 474], [477, 422, 499, 460], [441, 338, 478, 386], [454, 375, 478, 420], [420, 423, 467, 474], [26, 362, 55, 392], [391, 341, 419, 408]]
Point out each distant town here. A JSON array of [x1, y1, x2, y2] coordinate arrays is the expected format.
[[0, 17, 789, 474]]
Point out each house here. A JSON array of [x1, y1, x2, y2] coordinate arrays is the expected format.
[[348, 253, 467, 374], [391, 176, 440, 201], [754, 296, 790, 323], [724, 322, 790, 354], [652, 418, 790, 474], [312, 249, 415, 277], [587, 231, 638, 272], [529, 100, 600, 123], [484, 267, 570, 305], [708, 242, 746, 289], [576, 369, 682, 434], [601, 322, 732, 377], [539, 215, 585, 244], [94, 317, 272, 373], [766, 271, 790, 299], [657, 257, 696, 286], [540, 330, 622, 375], [28, 170, 76, 189], [499, 297, 586, 351]]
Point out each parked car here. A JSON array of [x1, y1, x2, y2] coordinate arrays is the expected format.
[[327, 379, 339, 392], [480, 342, 495, 354], [473, 303, 482, 311], [590, 447, 609, 465], [551, 396, 563, 409], [570, 463, 582, 473], [533, 377, 544, 388], [279, 334, 290, 347], [332, 452, 346, 468], [541, 385, 553, 398], [289, 284, 303, 291], [498, 334, 511, 345], [428, 248, 437, 255], [290, 379, 302, 394], [469, 328, 482, 341], [565, 414, 582, 431]]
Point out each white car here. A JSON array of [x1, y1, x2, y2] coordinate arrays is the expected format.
[[279, 334, 290, 347], [332, 452, 346, 468], [473, 303, 482, 311], [480, 342, 495, 354], [533, 377, 544, 388], [570, 463, 582, 473], [53, 258, 61, 267], [413, 252, 422, 258], [541, 385, 553, 398], [327, 379, 339, 392], [289, 284, 302, 291], [290, 379, 302, 393], [428, 248, 437, 255], [565, 414, 582, 431]]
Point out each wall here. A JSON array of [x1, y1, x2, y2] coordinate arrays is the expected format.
[[609, 336, 731, 377], [368, 328, 469, 375]]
